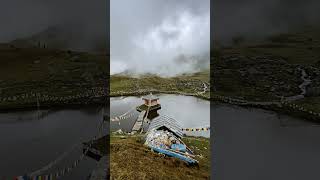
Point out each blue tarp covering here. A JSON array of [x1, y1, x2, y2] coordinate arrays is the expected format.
[[151, 146, 198, 165], [171, 144, 186, 152]]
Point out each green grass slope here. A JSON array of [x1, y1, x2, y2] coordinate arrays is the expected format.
[[0, 43, 108, 109]]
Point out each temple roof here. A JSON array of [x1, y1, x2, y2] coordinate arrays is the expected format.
[[142, 93, 159, 100]]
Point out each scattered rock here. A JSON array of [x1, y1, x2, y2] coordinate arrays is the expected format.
[[113, 129, 124, 135]]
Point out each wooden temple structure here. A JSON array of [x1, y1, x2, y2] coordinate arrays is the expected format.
[[132, 93, 161, 133]]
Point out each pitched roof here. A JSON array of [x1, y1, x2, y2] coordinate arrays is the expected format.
[[142, 93, 159, 100], [147, 115, 183, 138]]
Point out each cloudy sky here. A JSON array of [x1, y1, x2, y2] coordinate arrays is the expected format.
[[213, 0, 320, 44], [0, 0, 107, 51], [110, 0, 210, 76]]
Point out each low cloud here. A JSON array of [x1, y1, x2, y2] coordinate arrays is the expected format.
[[213, 0, 320, 45], [111, 0, 210, 77]]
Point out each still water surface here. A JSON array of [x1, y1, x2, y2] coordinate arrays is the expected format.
[[110, 94, 210, 137], [213, 103, 320, 180], [0, 106, 107, 180]]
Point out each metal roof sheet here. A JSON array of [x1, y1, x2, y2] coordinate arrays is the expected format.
[[147, 115, 183, 138]]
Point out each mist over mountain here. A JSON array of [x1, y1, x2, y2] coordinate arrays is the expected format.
[[213, 0, 320, 46], [0, 0, 108, 53], [10, 23, 107, 53], [111, 0, 210, 77], [113, 53, 210, 77]]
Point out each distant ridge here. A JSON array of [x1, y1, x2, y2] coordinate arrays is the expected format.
[[10, 23, 107, 53]]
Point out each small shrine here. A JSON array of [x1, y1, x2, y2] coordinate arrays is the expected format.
[[142, 93, 160, 106], [136, 93, 161, 119]]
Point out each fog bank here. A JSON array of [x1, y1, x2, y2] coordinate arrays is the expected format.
[[111, 0, 210, 76]]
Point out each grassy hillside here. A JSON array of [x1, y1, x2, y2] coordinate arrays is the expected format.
[[217, 26, 320, 65], [0, 43, 108, 109], [110, 70, 210, 99], [110, 134, 210, 179], [212, 26, 320, 113]]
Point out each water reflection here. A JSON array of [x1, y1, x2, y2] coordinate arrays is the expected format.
[[213, 103, 320, 180], [0, 106, 107, 179], [110, 94, 210, 137]]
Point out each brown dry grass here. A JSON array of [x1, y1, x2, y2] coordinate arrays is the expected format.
[[110, 135, 210, 180]]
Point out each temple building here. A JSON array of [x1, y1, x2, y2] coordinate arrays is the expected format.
[[142, 94, 160, 106], [136, 93, 161, 120]]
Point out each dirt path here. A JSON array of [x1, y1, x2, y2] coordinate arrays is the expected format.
[[285, 67, 312, 102], [199, 82, 208, 95]]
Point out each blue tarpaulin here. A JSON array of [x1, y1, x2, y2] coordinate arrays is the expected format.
[[171, 144, 186, 152]]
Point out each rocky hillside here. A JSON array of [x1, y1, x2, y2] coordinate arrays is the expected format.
[[213, 26, 320, 111], [110, 70, 210, 100]]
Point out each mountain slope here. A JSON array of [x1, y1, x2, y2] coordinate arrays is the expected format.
[[10, 24, 107, 53]]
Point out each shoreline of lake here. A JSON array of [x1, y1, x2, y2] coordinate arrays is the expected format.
[[110, 90, 210, 101], [1, 90, 317, 126], [0, 90, 209, 112], [0, 97, 107, 112], [211, 94, 320, 124]]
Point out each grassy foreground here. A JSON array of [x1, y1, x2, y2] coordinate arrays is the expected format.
[[110, 134, 210, 180]]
